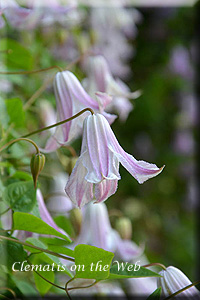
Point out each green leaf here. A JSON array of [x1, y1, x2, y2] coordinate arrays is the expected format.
[[2, 181, 36, 213], [0, 38, 33, 70], [0, 237, 27, 271], [54, 215, 75, 237], [108, 263, 161, 279], [32, 256, 55, 296], [25, 238, 73, 278], [13, 212, 71, 242], [11, 276, 38, 296], [11, 171, 32, 181], [74, 244, 114, 280], [147, 287, 162, 299], [0, 97, 9, 129], [39, 237, 70, 246], [47, 245, 74, 258], [5, 98, 25, 128]]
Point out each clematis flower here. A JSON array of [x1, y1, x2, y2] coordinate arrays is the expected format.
[[73, 202, 143, 261], [46, 172, 74, 215], [65, 113, 164, 207], [90, 6, 141, 78], [41, 71, 116, 153], [37, 189, 70, 238], [157, 266, 200, 298], [83, 55, 141, 121]]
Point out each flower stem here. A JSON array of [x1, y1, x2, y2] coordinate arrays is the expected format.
[[0, 235, 75, 262], [0, 65, 63, 75], [22, 108, 95, 138], [65, 277, 75, 299], [164, 279, 200, 299], [142, 263, 167, 270], [0, 138, 40, 154], [68, 280, 98, 291]]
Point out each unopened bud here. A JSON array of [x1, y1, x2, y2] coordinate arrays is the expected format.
[[116, 217, 132, 240], [30, 153, 45, 188]]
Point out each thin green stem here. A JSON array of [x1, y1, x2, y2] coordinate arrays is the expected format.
[[26, 259, 65, 291], [0, 288, 16, 299], [0, 65, 63, 75], [22, 108, 95, 138], [0, 138, 40, 154], [142, 263, 167, 270], [0, 235, 75, 262], [68, 280, 98, 291], [0, 208, 10, 216], [65, 277, 75, 299], [164, 279, 200, 299], [23, 75, 54, 110]]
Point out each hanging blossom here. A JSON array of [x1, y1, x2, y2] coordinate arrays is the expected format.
[[1, 0, 78, 30], [65, 113, 164, 207], [46, 172, 74, 215], [83, 55, 141, 121], [73, 202, 143, 261], [90, 5, 141, 78], [157, 266, 200, 298], [41, 71, 116, 153]]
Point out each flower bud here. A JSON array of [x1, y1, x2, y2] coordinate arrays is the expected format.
[[30, 153, 45, 188], [157, 266, 200, 298], [115, 217, 132, 240]]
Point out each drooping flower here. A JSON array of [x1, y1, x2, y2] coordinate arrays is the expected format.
[[46, 172, 74, 215], [36, 189, 69, 238], [157, 266, 200, 298], [73, 202, 143, 261], [41, 71, 116, 153], [83, 55, 141, 121], [65, 113, 164, 207], [90, 6, 141, 78]]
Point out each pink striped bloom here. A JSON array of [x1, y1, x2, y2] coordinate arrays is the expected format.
[[157, 266, 200, 298], [84, 55, 141, 121], [42, 71, 116, 153], [65, 113, 164, 207]]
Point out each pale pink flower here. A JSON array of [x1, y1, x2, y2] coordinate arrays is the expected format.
[[157, 266, 200, 298], [37, 189, 69, 238], [83, 55, 141, 121], [42, 71, 116, 153], [65, 113, 164, 207], [73, 202, 143, 261]]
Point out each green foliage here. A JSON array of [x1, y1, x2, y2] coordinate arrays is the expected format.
[[74, 244, 114, 280], [25, 238, 73, 278], [108, 263, 160, 279], [0, 237, 27, 271], [32, 257, 55, 296], [5, 98, 25, 128], [0, 97, 9, 129], [0, 38, 33, 70], [13, 212, 71, 242], [147, 287, 162, 299], [2, 181, 36, 213], [47, 245, 74, 258], [11, 276, 39, 296]]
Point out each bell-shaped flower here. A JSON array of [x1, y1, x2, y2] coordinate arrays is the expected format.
[[36, 189, 70, 239], [46, 172, 74, 215], [73, 202, 143, 261], [65, 113, 164, 207], [41, 71, 116, 153], [83, 55, 141, 121], [157, 266, 200, 298]]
